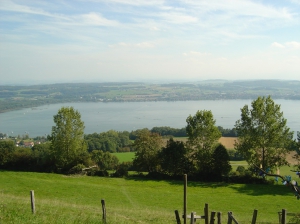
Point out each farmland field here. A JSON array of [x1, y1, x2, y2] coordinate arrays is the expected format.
[[1, 171, 299, 224]]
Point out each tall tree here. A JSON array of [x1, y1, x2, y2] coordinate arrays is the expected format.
[[133, 130, 163, 173], [235, 96, 294, 171], [0, 140, 15, 167], [186, 110, 221, 179], [293, 131, 300, 171], [49, 107, 87, 171], [186, 110, 221, 151], [159, 138, 193, 176], [212, 144, 231, 180]]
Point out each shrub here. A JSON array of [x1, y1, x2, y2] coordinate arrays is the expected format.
[[68, 164, 86, 175], [236, 166, 246, 175], [112, 162, 132, 177]]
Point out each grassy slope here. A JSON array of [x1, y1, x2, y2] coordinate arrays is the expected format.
[[0, 171, 299, 224]]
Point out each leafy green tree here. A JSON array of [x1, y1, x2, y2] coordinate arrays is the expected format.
[[32, 142, 54, 172], [235, 96, 294, 171], [91, 150, 119, 171], [85, 130, 131, 153], [211, 144, 231, 180], [186, 110, 221, 151], [0, 140, 15, 167], [159, 138, 193, 176], [293, 131, 300, 170], [133, 130, 163, 173], [49, 107, 87, 172], [186, 110, 221, 179]]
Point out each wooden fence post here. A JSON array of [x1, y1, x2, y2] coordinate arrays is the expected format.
[[217, 212, 222, 224], [184, 174, 187, 224], [210, 211, 216, 224], [227, 211, 232, 224], [205, 203, 209, 224], [281, 209, 286, 224], [101, 199, 106, 223], [175, 210, 181, 224], [251, 209, 258, 224], [190, 212, 195, 224], [30, 190, 35, 214]]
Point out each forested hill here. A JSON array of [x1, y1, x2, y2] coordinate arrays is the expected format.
[[1, 79, 299, 113]]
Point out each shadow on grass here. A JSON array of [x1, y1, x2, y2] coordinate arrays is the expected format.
[[125, 174, 295, 197], [125, 174, 230, 187], [227, 183, 296, 196]]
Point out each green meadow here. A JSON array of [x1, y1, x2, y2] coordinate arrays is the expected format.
[[0, 171, 299, 224], [113, 152, 135, 163]]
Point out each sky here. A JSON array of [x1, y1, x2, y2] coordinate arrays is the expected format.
[[1, 0, 300, 84]]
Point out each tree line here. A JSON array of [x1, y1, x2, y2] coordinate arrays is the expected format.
[[0, 96, 299, 182]]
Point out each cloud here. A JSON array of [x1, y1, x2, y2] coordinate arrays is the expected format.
[[290, 0, 300, 5], [79, 12, 119, 26], [159, 12, 198, 24], [285, 41, 300, 49], [110, 41, 156, 48], [181, 0, 293, 20], [0, 0, 68, 20], [183, 51, 211, 57], [86, 0, 164, 6], [272, 42, 285, 49], [272, 41, 300, 49]]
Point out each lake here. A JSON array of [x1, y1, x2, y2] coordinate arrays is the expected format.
[[0, 100, 299, 138]]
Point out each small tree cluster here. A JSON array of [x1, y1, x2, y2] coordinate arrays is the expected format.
[[132, 110, 232, 181]]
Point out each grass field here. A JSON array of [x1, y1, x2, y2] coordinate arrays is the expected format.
[[113, 152, 135, 163], [0, 171, 299, 224]]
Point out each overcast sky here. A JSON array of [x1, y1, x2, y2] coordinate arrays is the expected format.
[[1, 0, 300, 84]]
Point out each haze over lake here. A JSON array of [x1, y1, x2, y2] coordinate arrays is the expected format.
[[0, 100, 299, 138]]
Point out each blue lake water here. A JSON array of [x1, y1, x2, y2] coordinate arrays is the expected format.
[[0, 100, 299, 138]]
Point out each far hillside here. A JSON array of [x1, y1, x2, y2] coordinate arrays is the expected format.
[[1, 79, 300, 113]]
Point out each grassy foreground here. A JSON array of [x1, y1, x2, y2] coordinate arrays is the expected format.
[[0, 171, 299, 224]]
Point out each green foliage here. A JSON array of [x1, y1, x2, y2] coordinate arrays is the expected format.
[[212, 144, 232, 179], [48, 107, 87, 172], [68, 164, 86, 174], [129, 128, 149, 140], [227, 149, 244, 161], [91, 150, 119, 171], [235, 96, 294, 170], [112, 161, 132, 177], [159, 138, 193, 176], [85, 130, 131, 153], [10, 148, 34, 171], [186, 110, 221, 151], [236, 166, 246, 175], [133, 130, 163, 173], [217, 126, 238, 137], [151, 126, 187, 137], [0, 140, 15, 166], [186, 110, 221, 180]]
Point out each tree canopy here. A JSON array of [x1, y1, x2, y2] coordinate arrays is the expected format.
[[186, 110, 221, 151], [49, 107, 87, 172], [186, 110, 222, 179], [235, 96, 294, 171], [133, 130, 163, 173]]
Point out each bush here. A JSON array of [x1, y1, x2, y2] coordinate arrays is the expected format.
[[68, 164, 86, 175], [236, 166, 246, 175], [86, 168, 109, 177], [112, 162, 132, 177]]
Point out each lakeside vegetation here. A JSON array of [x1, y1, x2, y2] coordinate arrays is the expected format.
[[1, 80, 300, 113]]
